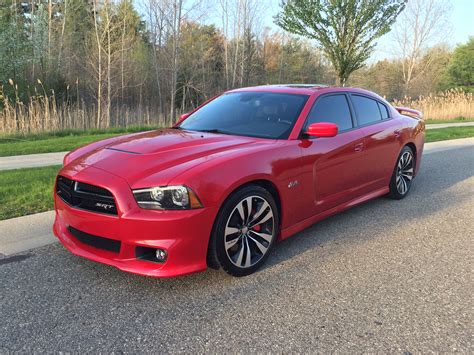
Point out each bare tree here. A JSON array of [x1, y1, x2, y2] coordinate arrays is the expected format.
[[219, 0, 266, 88], [91, 0, 103, 127], [393, 0, 452, 96]]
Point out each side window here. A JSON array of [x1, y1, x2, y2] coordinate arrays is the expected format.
[[305, 95, 353, 132], [378, 102, 390, 119], [351, 95, 382, 125]]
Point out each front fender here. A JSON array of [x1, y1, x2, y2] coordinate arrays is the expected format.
[[168, 141, 304, 231]]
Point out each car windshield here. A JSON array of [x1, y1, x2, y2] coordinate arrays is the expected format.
[[179, 92, 309, 139]]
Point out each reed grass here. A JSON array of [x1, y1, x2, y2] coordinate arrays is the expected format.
[[2, 81, 473, 134], [0, 80, 169, 134], [393, 89, 474, 121]]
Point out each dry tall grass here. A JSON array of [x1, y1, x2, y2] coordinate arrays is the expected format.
[[0, 81, 169, 135], [393, 89, 474, 120], [2, 84, 474, 135]]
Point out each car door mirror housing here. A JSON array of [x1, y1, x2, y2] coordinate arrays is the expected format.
[[305, 122, 338, 138]]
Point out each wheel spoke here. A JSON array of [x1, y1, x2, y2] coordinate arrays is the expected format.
[[401, 176, 407, 194], [244, 237, 252, 267], [236, 202, 245, 224], [244, 197, 253, 224], [249, 200, 269, 225], [235, 241, 245, 267], [403, 153, 412, 169], [249, 230, 272, 243], [225, 226, 239, 236], [248, 234, 268, 255], [225, 235, 240, 250], [256, 209, 273, 226]]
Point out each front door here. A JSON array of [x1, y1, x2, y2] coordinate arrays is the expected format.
[[299, 94, 367, 217]]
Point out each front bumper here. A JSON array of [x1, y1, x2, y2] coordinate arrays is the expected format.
[[53, 165, 218, 278]]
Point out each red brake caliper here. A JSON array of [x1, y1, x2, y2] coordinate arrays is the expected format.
[[252, 224, 261, 232]]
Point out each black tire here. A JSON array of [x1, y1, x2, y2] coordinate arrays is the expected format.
[[208, 185, 279, 277], [388, 146, 415, 200]]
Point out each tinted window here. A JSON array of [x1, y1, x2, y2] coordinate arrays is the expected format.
[[351, 95, 382, 125], [304, 95, 353, 132], [179, 92, 308, 139], [378, 102, 390, 119]]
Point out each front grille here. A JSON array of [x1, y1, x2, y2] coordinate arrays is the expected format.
[[68, 226, 121, 253], [56, 175, 118, 215]]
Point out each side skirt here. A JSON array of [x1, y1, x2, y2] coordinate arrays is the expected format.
[[279, 186, 390, 240]]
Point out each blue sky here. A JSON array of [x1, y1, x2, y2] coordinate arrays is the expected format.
[[203, 0, 473, 61]]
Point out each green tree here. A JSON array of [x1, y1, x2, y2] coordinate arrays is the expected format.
[[275, 0, 406, 86], [0, 1, 30, 89], [442, 38, 474, 91]]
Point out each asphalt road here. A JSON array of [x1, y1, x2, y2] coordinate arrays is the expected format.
[[1, 146, 473, 352]]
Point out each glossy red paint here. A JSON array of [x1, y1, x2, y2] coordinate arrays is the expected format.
[[54, 85, 425, 277], [306, 122, 338, 137]]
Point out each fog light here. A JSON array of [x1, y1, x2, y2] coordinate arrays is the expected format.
[[155, 249, 167, 262]]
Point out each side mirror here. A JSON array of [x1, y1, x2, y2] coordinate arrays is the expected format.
[[305, 122, 338, 138]]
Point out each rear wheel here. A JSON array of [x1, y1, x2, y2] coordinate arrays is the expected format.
[[389, 146, 415, 199], [209, 185, 279, 277]]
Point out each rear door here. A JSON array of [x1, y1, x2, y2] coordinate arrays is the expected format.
[[298, 94, 366, 217], [349, 94, 403, 192]]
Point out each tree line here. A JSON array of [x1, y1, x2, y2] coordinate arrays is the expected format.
[[0, 0, 471, 132]]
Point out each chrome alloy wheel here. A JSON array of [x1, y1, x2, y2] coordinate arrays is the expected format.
[[396, 150, 414, 195], [224, 195, 275, 268]]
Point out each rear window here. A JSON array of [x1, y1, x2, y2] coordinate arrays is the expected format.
[[351, 95, 382, 125], [304, 94, 353, 132], [378, 102, 390, 119]]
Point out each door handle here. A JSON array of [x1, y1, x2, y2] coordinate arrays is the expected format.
[[394, 129, 401, 138], [354, 142, 364, 152]]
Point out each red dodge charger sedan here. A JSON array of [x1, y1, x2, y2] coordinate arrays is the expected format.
[[53, 85, 425, 277]]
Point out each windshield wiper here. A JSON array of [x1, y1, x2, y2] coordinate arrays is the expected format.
[[194, 128, 229, 135]]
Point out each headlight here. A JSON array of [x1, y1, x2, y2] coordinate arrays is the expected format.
[[132, 186, 203, 210]]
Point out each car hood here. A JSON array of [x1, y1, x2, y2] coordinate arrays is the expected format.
[[67, 129, 265, 187]]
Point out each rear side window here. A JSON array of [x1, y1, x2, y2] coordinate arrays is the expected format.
[[304, 95, 353, 132], [351, 95, 382, 125], [378, 102, 390, 119]]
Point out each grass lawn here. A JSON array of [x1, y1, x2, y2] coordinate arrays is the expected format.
[[0, 126, 158, 157], [0, 165, 61, 220], [0, 126, 472, 220], [425, 126, 474, 142]]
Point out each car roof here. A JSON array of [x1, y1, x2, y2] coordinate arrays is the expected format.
[[227, 84, 328, 95], [226, 85, 388, 102]]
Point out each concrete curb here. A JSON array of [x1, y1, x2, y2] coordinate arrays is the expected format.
[[425, 122, 474, 130], [423, 137, 474, 154], [0, 151, 67, 171], [0, 211, 56, 256]]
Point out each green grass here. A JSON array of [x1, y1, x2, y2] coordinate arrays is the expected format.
[[425, 126, 474, 142], [0, 165, 61, 220], [0, 126, 159, 157], [425, 118, 474, 124]]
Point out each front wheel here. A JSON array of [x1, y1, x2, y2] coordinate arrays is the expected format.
[[209, 185, 279, 277], [389, 146, 415, 199]]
